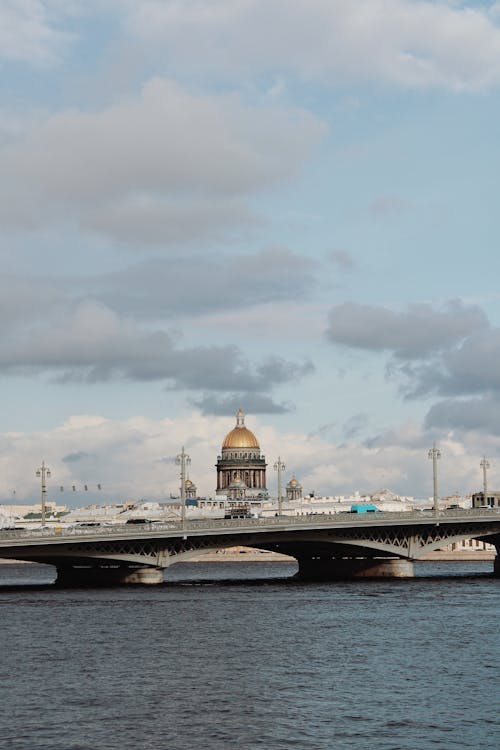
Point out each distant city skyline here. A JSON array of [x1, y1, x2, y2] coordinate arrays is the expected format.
[[1, 1, 499, 504]]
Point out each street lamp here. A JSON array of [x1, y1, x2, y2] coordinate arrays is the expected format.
[[35, 461, 51, 527], [427, 444, 441, 513], [480, 456, 490, 507], [274, 457, 285, 517], [176, 447, 191, 527]]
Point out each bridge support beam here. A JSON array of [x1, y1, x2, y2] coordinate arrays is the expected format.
[[295, 557, 414, 581], [55, 564, 164, 587]]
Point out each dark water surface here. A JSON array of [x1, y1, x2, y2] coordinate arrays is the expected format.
[[0, 561, 498, 750]]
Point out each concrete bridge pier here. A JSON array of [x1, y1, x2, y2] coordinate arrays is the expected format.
[[295, 556, 414, 581], [493, 554, 500, 578], [55, 564, 164, 586]]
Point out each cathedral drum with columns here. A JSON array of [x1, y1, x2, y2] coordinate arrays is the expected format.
[[216, 409, 268, 503]]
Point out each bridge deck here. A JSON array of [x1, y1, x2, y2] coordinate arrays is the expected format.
[[0, 508, 498, 548]]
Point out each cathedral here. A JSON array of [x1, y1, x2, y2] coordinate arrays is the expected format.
[[216, 409, 268, 504], [186, 408, 303, 509]]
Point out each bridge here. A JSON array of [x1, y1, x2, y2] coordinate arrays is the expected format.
[[1, 508, 499, 585]]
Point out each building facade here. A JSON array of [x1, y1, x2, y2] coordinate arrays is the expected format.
[[216, 409, 267, 501], [471, 491, 500, 508]]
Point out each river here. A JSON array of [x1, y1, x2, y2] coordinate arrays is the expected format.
[[0, 560, 498, 750]]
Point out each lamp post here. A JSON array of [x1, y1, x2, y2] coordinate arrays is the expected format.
[[427, 444, 441, 513], [176, 447, 191, 527], [274, 457, 285, 517], [36, 461, 51, 528], [480, 456, 490, 507]]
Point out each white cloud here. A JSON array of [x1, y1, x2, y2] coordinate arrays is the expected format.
[[120, 0, 500, 90], [0, 412, 493, 505], [4, 2, 500, 88], [0, 0, 72, 66]]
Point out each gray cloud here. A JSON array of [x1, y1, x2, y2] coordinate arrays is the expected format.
[[88, 195, 259, 247], [328, 250, 357, 272], [62, 451, 93, 464], [98, 247, 316, 318], [165, 354, 314, 394], [363, 426, 430, 452], [439, 329, 500, 395], [342, 413, 368, 439], [397, 328, 500, 400], [307, 422, 337, 440], [0, 246, 317, 331], [191, 394, 293, 416], [0, 299, 312, 397], [425, 396, 500, 436], [0, 254, 316, 415], [325, 299, 500, 429], [0, 78, 326, 245], [368, 195, 408, 217], [0, 273, 68, 332], [325, 300, 488, 359]]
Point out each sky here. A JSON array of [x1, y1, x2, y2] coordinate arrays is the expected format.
[[1, 0, 500, 506]]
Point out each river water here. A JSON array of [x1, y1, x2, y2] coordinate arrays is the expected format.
[[0, 560, 498, 750]]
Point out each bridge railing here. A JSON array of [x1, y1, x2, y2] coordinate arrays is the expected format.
[[0, 507, 498, 542]]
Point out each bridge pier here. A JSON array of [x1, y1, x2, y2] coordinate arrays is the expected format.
[[295, 557, 414, 581], [55, 564, 164, 586], [493, 555, 500, 578]]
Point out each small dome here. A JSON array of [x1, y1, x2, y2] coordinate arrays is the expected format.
[[222, 409, 260, 449], [287, 475, 301, 487]]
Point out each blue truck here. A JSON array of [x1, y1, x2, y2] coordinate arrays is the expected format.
[[350, 503, 380, 513]]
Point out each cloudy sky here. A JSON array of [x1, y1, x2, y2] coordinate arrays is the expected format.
[[1, 0, 500, 506]]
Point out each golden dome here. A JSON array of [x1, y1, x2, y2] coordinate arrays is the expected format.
[[222, 409, 260, 449]]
